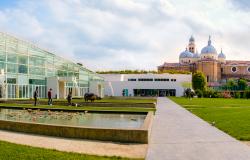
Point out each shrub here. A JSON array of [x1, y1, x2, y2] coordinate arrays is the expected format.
[[202, 88, 220, 98], [234, 92, 241, 99], [203, 89, 211, 98], [216, 92, 224, 98], [195, 89, 203, 98], [243, 90, 250, 99], [203, 90, 208, 98], [240, 92, 244, 98], [211, 91, 220, 98]]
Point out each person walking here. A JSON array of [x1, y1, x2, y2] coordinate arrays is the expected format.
[[33, 87, 38, 106], [67, 91, 72, 106], [48, 88, 53, 106]]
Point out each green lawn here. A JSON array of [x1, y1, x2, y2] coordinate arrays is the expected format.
[[0, 140, 140, 160], [170, 97, 250, 141]]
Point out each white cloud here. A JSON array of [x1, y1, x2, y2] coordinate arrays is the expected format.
[[0, 0, 249, 71]]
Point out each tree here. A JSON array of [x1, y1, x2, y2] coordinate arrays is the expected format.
[[192, 71, 207, 91], [238, 79, 248, 90], [225, 79, 237, 90]]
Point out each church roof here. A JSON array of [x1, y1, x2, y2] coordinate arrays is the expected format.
[[158, 62, 181, 67], [225, 60, 250, 65], [158, 62, 192, 68], [189, 35, 195, 42]]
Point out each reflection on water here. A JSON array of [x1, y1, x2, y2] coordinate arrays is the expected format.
[[0, 108, 146, 129]]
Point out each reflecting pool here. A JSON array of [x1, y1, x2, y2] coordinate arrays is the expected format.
[[0, 108, 146, 129]]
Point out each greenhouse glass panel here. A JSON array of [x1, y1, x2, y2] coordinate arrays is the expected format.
[[0, 37, 4, 44], [47, 72, 55, 77], [17, 42, 28, 54], [18, 64, 28, 74], [7, 63, 17, 73], [29, 47, 46, 57], [0, 44, 5, 51], [29, 79, 45, 85], [57, 70, 67, 77], [0, 52, 5, 62], [7, 78, 16, 84], [68, 72, 74, 76], [0, 62, 5, 70], [30, 66, 45, 76], [18, 75, 28, 85], [79, 83, 88, 87], [36, 58, 45, 67], [6, 46, 17, 53], [29, 56, 45, 67], [7, 54, 17, 63], [74, 72, 79, 78], [46, 54, 54, 64], [18, 55, 28, 64]]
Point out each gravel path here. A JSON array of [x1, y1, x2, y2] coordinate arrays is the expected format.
[[0, 130, 147, 159]]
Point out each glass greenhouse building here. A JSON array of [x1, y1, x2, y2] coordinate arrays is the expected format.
[[0, 32, 104, 99]]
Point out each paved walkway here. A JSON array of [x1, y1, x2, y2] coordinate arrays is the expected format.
[[146, 97, 250, 160]]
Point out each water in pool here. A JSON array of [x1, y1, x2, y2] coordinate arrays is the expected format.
[[0, 108, 146, 129]]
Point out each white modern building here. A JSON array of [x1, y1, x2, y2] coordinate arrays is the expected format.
[[100, 73, 192, 97]]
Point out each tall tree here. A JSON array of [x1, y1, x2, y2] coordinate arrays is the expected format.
[[226, 79, 237, 90], [192, 71, 207, 91], [238, 78, 248, 90]]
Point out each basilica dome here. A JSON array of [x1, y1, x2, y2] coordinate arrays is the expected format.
[[179, 48, 193, 58], [200, 36, 217, 55], [218, 49, 226, 59]]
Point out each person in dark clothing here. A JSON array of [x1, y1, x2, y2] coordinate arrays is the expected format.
[[33, 87, 38, 106], [67, 91, 72, 106], [48, 88, 53, 105]]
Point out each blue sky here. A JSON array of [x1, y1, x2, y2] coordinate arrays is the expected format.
[[0, 0, 17, 8], [0, 0, 250, 71]]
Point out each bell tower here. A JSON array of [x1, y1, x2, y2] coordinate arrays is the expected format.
[[188, 35, 195, 53]]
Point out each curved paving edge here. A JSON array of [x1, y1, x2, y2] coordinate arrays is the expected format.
[[146, 97, 250, 160]]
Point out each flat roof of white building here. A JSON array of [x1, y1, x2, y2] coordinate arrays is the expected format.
[[99, 73, 192, 82]]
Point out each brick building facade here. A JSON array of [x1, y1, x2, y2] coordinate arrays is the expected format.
[[158, 36, 250, 86]]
